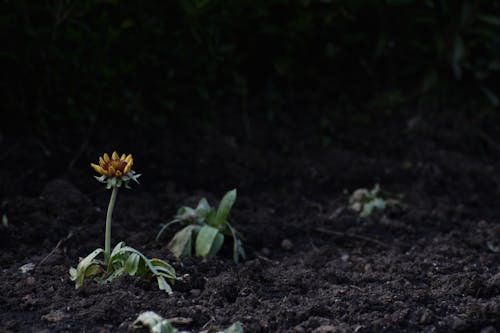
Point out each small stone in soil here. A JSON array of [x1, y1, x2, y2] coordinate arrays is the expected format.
[[168, 317, 193, 325], [41, 310, 68, 323], [281, 239, 293, 250], [190, 289, 201, 297], [312, 325, 347, 333], [486, 272, 500, 288], [293, 325, 306, 333], [19, 263, 35, 274], [480, 326, 498, 333], [261, 248, 271, 256], [26, 276, 35, 285]]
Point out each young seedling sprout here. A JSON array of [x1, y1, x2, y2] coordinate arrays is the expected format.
[[69, 152, 179, 294], [132, 311, 244, 333], [348, 183, 401, 218]]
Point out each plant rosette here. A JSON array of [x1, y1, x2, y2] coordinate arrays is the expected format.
[[156, 189, 245, 263], [69, 152, 179, 294], [348, 183, 401, 218], [132, 311, 244, 333]]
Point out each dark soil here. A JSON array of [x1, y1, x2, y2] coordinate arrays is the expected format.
[[1, 114, 499, 333]]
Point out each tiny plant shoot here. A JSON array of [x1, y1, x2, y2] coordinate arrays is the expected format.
[[349, 183, 400, 218], [132, 311, 177, 333], [69, 152, 179, 294], [132, 311, 244, 333], [156, 189, 245, 263]]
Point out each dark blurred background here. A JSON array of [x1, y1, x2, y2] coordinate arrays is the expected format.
[[2, 0, 500, 145]]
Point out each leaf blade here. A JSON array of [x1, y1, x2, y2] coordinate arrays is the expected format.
[[70, 248, 104, 289], [195, 225, 223, 257], [213, 189, 237, 227], [168, 225, 197, 258], [156, 219, 181, 241]]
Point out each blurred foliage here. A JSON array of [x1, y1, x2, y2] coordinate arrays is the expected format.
[[1, 0, 499, 132]]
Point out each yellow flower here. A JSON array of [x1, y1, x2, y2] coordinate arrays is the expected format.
[[91, 151, 133, 178]]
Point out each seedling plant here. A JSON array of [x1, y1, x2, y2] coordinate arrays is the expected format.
[[349, 183, 401, 218], [156, 189, 245, 263], [69, 152, 179, 294], [132, 311, 244, 333]]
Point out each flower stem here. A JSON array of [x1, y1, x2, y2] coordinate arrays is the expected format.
[[104, 186, 118, 268]]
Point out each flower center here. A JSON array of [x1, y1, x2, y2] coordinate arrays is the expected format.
[[103, 159, 128, 176]]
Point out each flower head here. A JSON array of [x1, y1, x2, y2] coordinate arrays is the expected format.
[[91, 151, 140, 188]]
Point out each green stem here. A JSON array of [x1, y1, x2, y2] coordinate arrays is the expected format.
[[104, 186, 118, 268]]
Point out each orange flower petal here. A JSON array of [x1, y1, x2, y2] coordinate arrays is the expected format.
[[91, 163, 108, 176], [108, 166, 116, 175], [103, 153, 110, 162], [115, 170, 123, 177], [112, 151, 119, 160], [125, 154, 133, 163], [99, 156, 105, 167], [124, 163, 131, 174], [120, 153, 126, 160]]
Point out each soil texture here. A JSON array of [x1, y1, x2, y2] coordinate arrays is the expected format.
[[1, 116, 499, 333]]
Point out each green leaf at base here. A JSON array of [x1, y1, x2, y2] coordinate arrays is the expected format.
[[132, 311, 177, 333], [168, 225, 199, 258], [69, 248, 104, 289], [195, 225, 224, 257], [156, 219, 181, 241], [224, 321, 244, 333], [70, 243, 177, 295], [213, 189, 237, 227]]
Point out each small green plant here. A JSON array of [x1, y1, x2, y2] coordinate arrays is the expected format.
[[132, 311, 244, 333], [132, 311, 177, 333], [156, 189, 245, 263], [69, 152, 179, 294], [223, 322, 244, 333], [348, 183, 400, 218]]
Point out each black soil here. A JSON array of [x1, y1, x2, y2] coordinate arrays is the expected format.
[[1, 115, 499, 333]]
